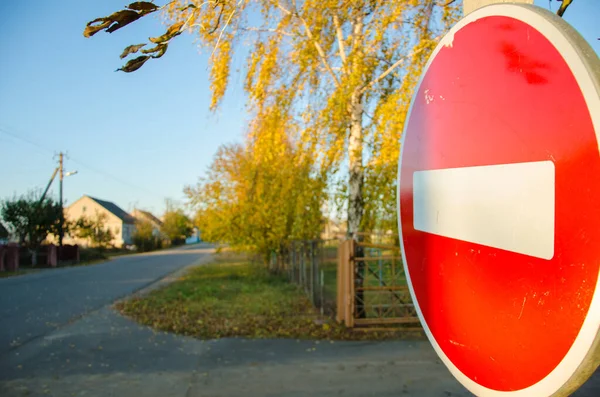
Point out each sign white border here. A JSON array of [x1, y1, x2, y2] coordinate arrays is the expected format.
[[397, 4, 600, 396]]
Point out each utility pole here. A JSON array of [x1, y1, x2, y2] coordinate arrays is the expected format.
[[56, 152, 77, 251], [58, 152, 64, 249], [38, 167, 59, 206]]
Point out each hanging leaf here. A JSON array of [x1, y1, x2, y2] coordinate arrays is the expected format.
[[149, 21, 185, 44], [127, 2, 160, 13], [84, 18, 113, 38], [84, 10, 143, 37], [116, 56, 151, 72], [120, 43, 147, 59], [142, 43, 169, 59], [105, 10, 144, 33]]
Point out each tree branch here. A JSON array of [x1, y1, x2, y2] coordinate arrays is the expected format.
[[358, 35, 441, 96], [268, 0, 293, 15], [333, 14, 348, 70], [275, 0, 339, 86], [160, 1, 180, 11], [241, 27, 297, 37], [557, 0, 574, 17], [298, 17, 340, 86], [210, 0, 243, 60], [207, 6, 225, 34]]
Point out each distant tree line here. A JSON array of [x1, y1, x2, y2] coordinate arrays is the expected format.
[[132, 208, 193, 252]]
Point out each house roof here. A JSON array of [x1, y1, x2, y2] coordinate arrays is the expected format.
[[132, 209, 163, 227], [86, 196, 136, 224]]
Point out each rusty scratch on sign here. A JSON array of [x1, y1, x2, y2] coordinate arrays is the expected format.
[[518, 296, 527, 320]]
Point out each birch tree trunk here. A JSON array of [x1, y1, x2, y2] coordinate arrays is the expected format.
[[348, 91, 366, 318], [347, 91, 364, 239]]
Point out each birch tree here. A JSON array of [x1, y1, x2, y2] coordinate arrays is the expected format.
[[84, 0, 461, 239], [185, 101, 325, 263]]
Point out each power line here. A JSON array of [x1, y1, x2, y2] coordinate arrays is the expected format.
[[68, 155, 169, 201], [0, 126, 54, 154], [0, 124, 171, 202]]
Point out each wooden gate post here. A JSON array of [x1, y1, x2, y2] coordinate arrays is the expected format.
[[346, 239, 355, 327], [336, 239, 355, 327], [336, 240, 346, 323]]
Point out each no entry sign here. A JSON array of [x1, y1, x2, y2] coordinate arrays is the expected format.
[[398, 4, 600, 397]]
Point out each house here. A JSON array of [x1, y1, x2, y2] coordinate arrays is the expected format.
[[131, 209, 164, 238], [63, 195, 136, 248]]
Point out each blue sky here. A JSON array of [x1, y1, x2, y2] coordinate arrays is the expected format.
[[1, 0, 598, 218]]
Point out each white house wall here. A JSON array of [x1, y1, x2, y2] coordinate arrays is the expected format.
[[63, 196, 133, 248]]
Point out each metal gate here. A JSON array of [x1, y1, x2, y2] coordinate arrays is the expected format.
[[337, 239, 422, 331]]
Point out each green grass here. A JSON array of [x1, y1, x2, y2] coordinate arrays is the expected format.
[[0, 269, 41, 278], [64, 247, 138, 268], [105, 248, 136, 258], [116, 252, 414, 340], [0, 271, 21, 279], [320, 260, 338, 312]]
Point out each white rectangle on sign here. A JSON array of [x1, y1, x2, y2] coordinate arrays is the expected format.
[[413, 161, 555, 260]]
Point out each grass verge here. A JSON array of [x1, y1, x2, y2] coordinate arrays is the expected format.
[[0, 269, 41, 279], [61, 247, 141, 268], [116, 252, 419, 340]]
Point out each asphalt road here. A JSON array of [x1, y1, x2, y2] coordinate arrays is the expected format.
[[0, 308, 475, 397], [1, 243, 599, 397], [0, 244, 212, 357]]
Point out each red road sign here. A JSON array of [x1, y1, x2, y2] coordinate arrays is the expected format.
[[398, 4, 600, 396]]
